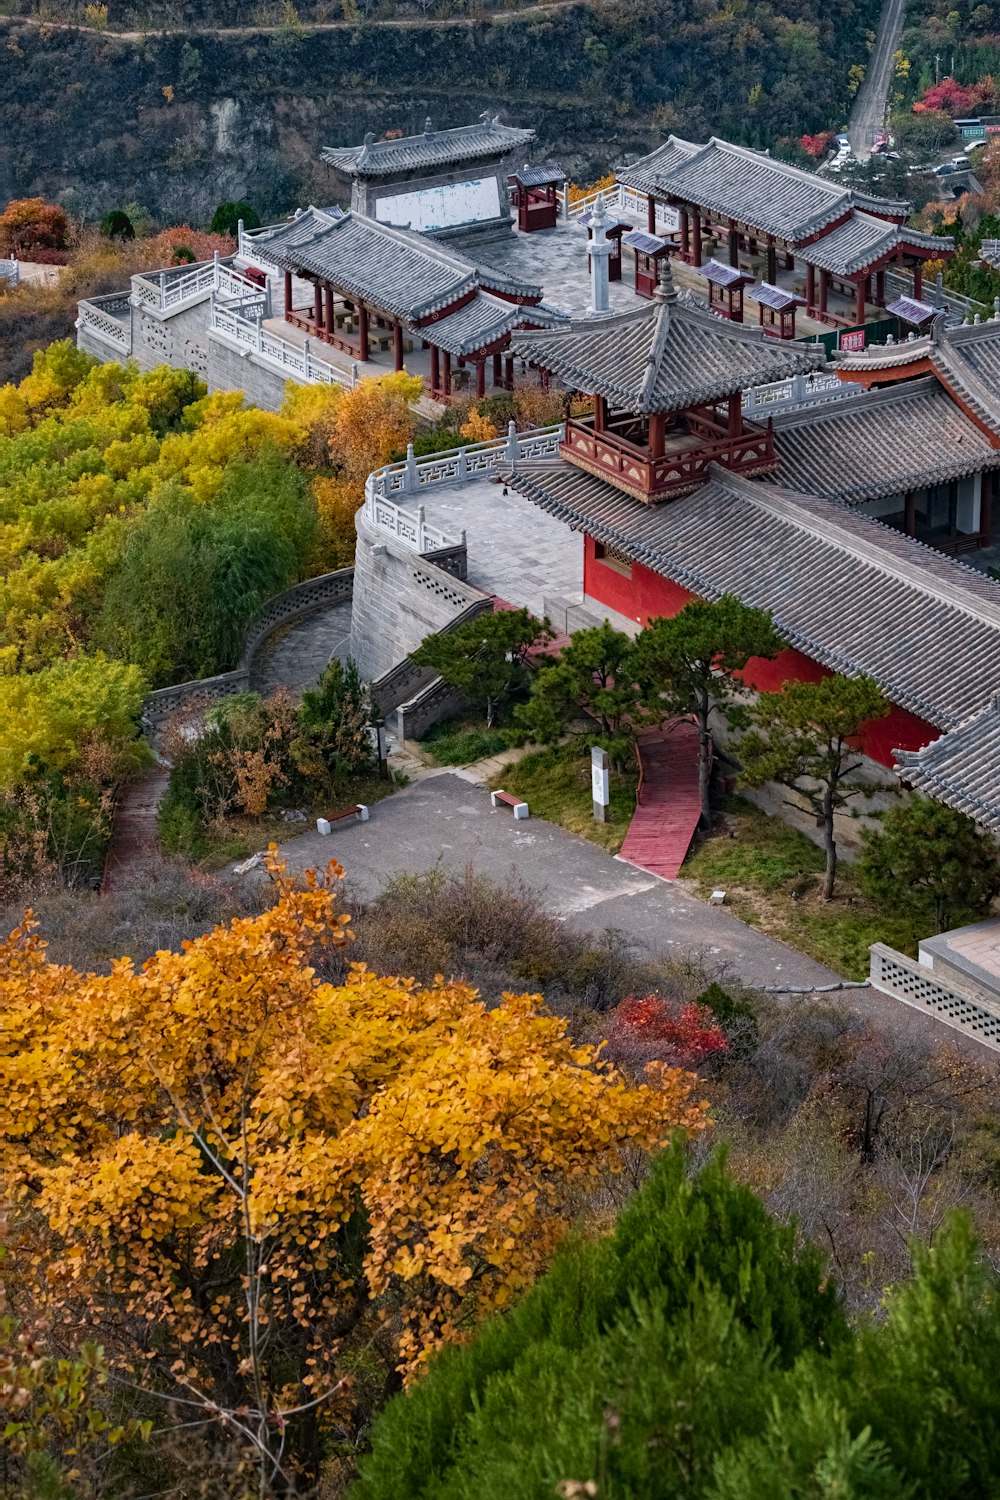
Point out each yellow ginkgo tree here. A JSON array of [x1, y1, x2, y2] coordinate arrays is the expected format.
[[0, 855, 709, 1494]]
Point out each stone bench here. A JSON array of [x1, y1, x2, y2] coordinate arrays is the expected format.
[[491, 790, 529, 820], [316, 804, 370, 835]]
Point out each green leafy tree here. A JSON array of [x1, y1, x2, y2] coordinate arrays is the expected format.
[[516, 620, 639, 768], [629, 597, 785, 828], [210, 201, 261, 236], [859, 795, 1000, 933], [294, 656, 377, 792], [410, 608, 550, 728], [739, 674, 889, 899], [99, 209, 134, 241]]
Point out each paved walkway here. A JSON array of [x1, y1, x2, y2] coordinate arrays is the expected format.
[[101, 765, 170, 892], [619, 721, 702, 881], [249, 600, 352, 694]]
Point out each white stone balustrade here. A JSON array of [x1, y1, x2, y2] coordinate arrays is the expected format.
[[209, 296, 356, 389], [76, 294, 133, 353], [131, 253, 266, 315], [0, 257, 20, 289], [741, 370, 857, 417]]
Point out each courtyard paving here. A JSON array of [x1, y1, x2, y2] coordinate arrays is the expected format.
[[249, 600, 353, 695], [399, 474, 586, 618]]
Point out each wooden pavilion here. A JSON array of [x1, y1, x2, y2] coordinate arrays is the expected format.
[[510, 258, 817, 504], [621, 229, 670, 299], [249, 206, 567, 401], [695, 259, 755, 322], [747, 282, 807, 340], [618, 136, 954, 327], [510, 164, 566, 232]]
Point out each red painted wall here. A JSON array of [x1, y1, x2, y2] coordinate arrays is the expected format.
[[583, 536, 940, 769]]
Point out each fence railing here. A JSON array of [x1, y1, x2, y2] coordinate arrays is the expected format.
[[132, 253, 266, 315], [742, 370, 858, 417], [76, 293, 133, 354], [209, 297, 357, 388], [362, 422, 564, 549], [0, 257, 18, 289], [883, 267, 980, 317], [560, 182, 679, 232]]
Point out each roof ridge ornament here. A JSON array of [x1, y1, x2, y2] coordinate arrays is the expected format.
[[653, 252, 679, 306], [425, 117, 434, 134]]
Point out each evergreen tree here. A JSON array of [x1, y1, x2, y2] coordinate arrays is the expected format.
[[739, 674, 888, 899], [409, 608, 549, 728], [859, 794, 1000, 933], [629, 597, 785, 828], [516, 620, 639, 767]]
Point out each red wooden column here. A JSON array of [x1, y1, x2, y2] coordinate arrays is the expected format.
[[324, 284, 335, 336], [728, 219, 739, 268], [430, 343, 440, 393], [357, 301, 369, 361], [727, 392, 742, 437], [648, 411, 665, 458], [680, 207, 690, 260], [854, 276, 866, 326], [283, 271, 292, 317], [504, 355, 514, 390], [313, 282, 323, 331], [492, 351, 502, 386], [875, 267, 886, 305], [914, 262, 924, 300], [805, 262, 815, 310], [443, 351, 452, 396], [819, 269, 829, 318], [647, 194, 656, 233], [692, 216, 703, 267], [475, 359, 486, 399], [593, 394, 606, 432], [766, 235, 777, 285], [393, 320, 404, 372]]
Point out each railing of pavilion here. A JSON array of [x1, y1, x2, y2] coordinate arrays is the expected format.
[[131, 253, 267, 315], [75, 293, 133, 355], [209, 296, 358, 389], [0, 257, 19, 289]]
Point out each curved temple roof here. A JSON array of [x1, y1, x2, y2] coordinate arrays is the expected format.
[[322, 114, 535, 178], [510, 262, 817, 413], [619, 135, 912, 245], [896, 693, 1000, 834], [251, 207, 552, 323]]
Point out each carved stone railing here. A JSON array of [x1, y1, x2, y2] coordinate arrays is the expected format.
[[560, 182, 679, 232], [76, 293, 133, 354], [131, 254, 266, 316], [870, 942, 1000, 1052], [142, 567, 354, 731], [0, 257, 19, 289], [742, 370, 858, 417], [210, 297, 356, 389], [362, 422, 564, 549]]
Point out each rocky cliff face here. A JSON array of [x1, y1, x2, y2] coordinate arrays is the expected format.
[[0, 0, 880, 224]]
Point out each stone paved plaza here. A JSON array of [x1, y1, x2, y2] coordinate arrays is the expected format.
[[399, 474, 585, 617], [250, 600, 352, 694]]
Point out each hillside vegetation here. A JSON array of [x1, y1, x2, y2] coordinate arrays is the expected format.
[[0, 0, 880, 223]]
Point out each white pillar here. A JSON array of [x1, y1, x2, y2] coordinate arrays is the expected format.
[[587, 193, 613, 317]]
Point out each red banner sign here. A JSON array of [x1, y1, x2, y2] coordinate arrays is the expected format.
[[840, 329, 866, 352]]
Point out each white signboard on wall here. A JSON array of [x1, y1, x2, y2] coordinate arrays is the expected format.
[[374, 177, 502, 233]]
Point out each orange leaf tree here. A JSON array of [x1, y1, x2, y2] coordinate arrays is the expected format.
[[0, 856, 708, 1490]]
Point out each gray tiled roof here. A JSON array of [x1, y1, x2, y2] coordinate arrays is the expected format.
[[322, 115, 535, 177], [772, 377, 1000, 502], [253, 208, 544, 320], [896, 693, 1000, 832], [506, 460, 1000, 730], [510, 267, 816, 413], [833, 331, 935, 373], [886, 296, 938, 326], [979, 238, 1000, 269], [427, 294, 567, 357], [619, 136, 912, 243], [622, 230, 668, 255], [930, 318, 1000, 435], [749, 282, 806, 310], [796, 213, 950, 276], [512, 162, 565, 187], [697, 258, 753, 287]]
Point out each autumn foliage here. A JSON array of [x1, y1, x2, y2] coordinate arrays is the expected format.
[[0, 198, 70, 258], [604, 995, 730, 1070], [0, 856, 708, 1486]]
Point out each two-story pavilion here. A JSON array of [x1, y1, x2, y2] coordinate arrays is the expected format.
[[248, 206, 567, 400], [321, 113, 535, 247], [618, 136, 952, 326], [510, 258, 818, 503]]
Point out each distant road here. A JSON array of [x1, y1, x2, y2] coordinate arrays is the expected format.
[[0, 2, 577, 38], [849, 0, 906, 161]]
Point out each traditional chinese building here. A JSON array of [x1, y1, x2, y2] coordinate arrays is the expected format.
[[618, 136, 952, 325], [321, 114, 536, 246], [511, 257, 817, 503], [248, 206, 567, 399]]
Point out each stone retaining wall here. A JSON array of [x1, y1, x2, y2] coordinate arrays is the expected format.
[[142, 567, 354, 731]]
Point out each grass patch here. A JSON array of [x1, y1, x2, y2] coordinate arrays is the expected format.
[[419, 716, 524, 767], [492, 745, 637, 854], [191, 777, 398, 872], [682, 797, 929, 980]]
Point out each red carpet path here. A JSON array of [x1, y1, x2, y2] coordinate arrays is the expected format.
[[618, 720, 703, 881]]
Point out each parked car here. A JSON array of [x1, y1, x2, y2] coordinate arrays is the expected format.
[[965, 140, 987, 156], [933, 162, 958, 175], [950, 154, 970, 168]]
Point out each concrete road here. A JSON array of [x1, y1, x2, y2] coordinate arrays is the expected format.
[[273, 772, 839, 993], [849, 0, 906, 161]]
